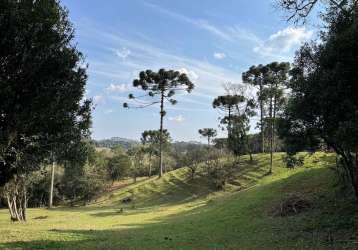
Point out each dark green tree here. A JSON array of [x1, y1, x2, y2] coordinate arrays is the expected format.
[[0, 0, 91, 221], [278, 0, 358, 197], [61, 161, 106, 206], [107, 153, 131, 184], [141, 129, 171, 177], [124, 69, 194, 177], [198, 128, 217, 146]]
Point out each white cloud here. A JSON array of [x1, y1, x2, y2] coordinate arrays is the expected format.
[[93, 95, 104, 105], [168, 115, 185, 123], [104, 109, 114, 114], [115, 47, 131, 59], [178, 68, 199, 82], [213, 52, 226, 60], [254, 27, 313, 58], [105, 83, 129, 93]]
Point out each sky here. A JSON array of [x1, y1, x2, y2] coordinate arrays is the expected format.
[[61, 0, 317, 142]]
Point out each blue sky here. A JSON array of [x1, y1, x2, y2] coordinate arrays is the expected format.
[[61, 0, 316, 142]]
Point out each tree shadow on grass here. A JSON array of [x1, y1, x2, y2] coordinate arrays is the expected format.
[[3, 167, 356, 250], [46, 154, 336, 219]]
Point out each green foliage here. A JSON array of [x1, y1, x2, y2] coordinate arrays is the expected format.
[[61, 163, 106, 205], [124, 68, 194, 177], [0, 0, 91, 186], [282, 154, 305, 169], [107, 153, 131, 183], [198, 128, 217, 146], [212, 95, 244, 132], [141, 129, 171, 156], [127, 146, 147, 182], [182, 147, 207, 178], [128, 69, 194, 103], [26, 166, 63, 208], [204, 149, 235, 190], [213, 88, 256, 157], [278, 4, 358, 196]]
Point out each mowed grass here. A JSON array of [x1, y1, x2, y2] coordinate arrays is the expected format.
[[1, 153, 357, 250]]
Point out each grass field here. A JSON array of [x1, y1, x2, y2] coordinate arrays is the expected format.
[[1, 153, 357, 250]]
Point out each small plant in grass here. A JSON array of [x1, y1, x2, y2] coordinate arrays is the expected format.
[[204, 149, 234, 190], [182, 148, 206, 179], [282, 154, 305, 169]]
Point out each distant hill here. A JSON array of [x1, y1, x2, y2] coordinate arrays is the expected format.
[[93, 137, 204, 151], [93, 137, 139, 150]]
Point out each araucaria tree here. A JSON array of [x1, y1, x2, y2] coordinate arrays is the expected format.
[[0, 0, 91, 221], [198, 128, 217, 146], [242, 65, 268, 153], [213, 95, 244, 138], [213, 86, 256, 159], [124, 69, 194, 177], [263, 62, 290, 173]]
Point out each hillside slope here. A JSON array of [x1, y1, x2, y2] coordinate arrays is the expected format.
[[0, 153, 357, 250]]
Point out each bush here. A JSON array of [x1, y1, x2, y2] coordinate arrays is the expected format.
[[204, 150, 235, 190], [282, 154, 305, 169]]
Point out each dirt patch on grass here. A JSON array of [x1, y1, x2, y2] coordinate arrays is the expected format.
[[271, 193, 312, 217]]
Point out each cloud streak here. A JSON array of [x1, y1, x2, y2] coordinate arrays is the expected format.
[[105, 83, 130, 93], [144, 2, 260, 43], [79, 24, 244, 101], [168, 115, 185, 123], [254, 27, 313, 59], [213, 52, 226, 59]]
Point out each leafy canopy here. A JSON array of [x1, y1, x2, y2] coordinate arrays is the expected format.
[[0, 0, 91, 185]]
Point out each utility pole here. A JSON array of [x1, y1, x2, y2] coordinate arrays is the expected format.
[[49, 158, 55, 209]]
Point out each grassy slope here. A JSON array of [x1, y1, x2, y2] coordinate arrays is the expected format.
[[0, 153, 357, 250]]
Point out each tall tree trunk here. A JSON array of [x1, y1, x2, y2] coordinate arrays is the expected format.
[[272, 91, 277, 169], [269, 97, 273, 174], [6, 195, 16, 220], [228, 107, 232, 138], [148, 153, 152, 177], [49, 161, 55, 209], [272, 83, 278, 155], [341, 151, 358, 199], [259, 84, 265, 153], [159, 91, 164, 178]]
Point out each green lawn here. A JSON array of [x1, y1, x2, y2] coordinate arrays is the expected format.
[[1, 153, 357, 250]]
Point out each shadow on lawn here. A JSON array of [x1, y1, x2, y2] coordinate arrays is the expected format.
[[3, 167, 355, 250], [51, 154, 323, 216]]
